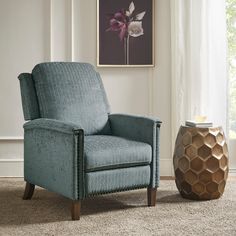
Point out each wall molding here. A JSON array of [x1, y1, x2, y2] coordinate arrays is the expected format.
[[0, 159, 23, 177], [159, 158, 174, 176], [49, 0, 52, 61], [230, 168, 236, 174], [0, 136, 23, 141], [148, 68, 154, 116], [70, 0, 74, 61]]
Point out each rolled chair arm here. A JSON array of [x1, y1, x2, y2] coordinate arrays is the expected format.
[[109, 114, 161, 145], [24, 118, 82, 134], [23, 118, 84, 200]]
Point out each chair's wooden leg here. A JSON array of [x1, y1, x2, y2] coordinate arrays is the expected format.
[[147, 187, 157, 206], [23, 182, 35, 200], [71, 200, 81, 220]]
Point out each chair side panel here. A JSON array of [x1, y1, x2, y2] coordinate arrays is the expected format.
[[18, 73, 40, 120]]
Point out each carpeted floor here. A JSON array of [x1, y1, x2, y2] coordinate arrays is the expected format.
[[0, 179, 235, 236]]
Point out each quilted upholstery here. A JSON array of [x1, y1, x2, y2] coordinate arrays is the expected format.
[[31, 62, 111, 135], [84, 135, 152, 172]]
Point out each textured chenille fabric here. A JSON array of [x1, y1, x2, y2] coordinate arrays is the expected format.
[[18, 73, 40, 120], [109, 114, 162, 188], [18, 62, 162, 201], [85, 166, 150, 195], [84, 135, 152, 172], [31, 62, 111, 135], [24, 118, 82, 134], [23, 118, 84, 200]]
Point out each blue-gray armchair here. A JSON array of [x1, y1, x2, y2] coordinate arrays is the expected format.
[[18, 62, 161, 220]]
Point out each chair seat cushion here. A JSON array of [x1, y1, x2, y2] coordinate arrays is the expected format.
[[84, 135, 152, 172]]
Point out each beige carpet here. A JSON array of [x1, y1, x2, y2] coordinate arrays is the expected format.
[[0, 179, 235, 236]]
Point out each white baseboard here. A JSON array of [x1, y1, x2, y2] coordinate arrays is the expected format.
[[229, 168, 236, 175], [159, 158, 174, 176], [0, 159, 23, 177], [0, 158, 234, 177], [230, 168, 236, 172]]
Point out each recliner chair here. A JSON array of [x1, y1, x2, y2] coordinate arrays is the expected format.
[[18, 62, 161, 220]]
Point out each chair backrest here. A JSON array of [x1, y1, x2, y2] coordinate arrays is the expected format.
[[18, 62, 111, 135]]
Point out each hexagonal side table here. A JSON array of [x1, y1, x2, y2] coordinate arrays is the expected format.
[[173, 126, 229, 200]]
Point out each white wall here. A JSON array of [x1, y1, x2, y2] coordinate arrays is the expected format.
[[0, 0, 173, 176], [0, 0, 51, 176], [229, 140, 236, 174]]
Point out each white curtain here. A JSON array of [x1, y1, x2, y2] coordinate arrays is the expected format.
[[170, 0, 228, 150]]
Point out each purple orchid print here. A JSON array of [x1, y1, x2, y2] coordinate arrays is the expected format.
[[106, 1, 146, 65]]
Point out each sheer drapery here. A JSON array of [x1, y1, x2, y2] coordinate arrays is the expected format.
[[170, 0, 228, 150]]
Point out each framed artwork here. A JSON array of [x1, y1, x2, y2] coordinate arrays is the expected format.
[[97, 0, 154, 67]]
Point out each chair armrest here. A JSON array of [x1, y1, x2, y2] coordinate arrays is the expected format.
[[23, 118, 82, 133], [109, 114, 162, 188], [109, 114, 161, 145], [23, 118, 84, 200]]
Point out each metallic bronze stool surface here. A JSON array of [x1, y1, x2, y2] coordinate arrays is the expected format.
[[173, 126, 229, 200]]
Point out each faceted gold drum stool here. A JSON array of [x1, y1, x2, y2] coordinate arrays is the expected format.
[[173, 126, 229, 200]]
